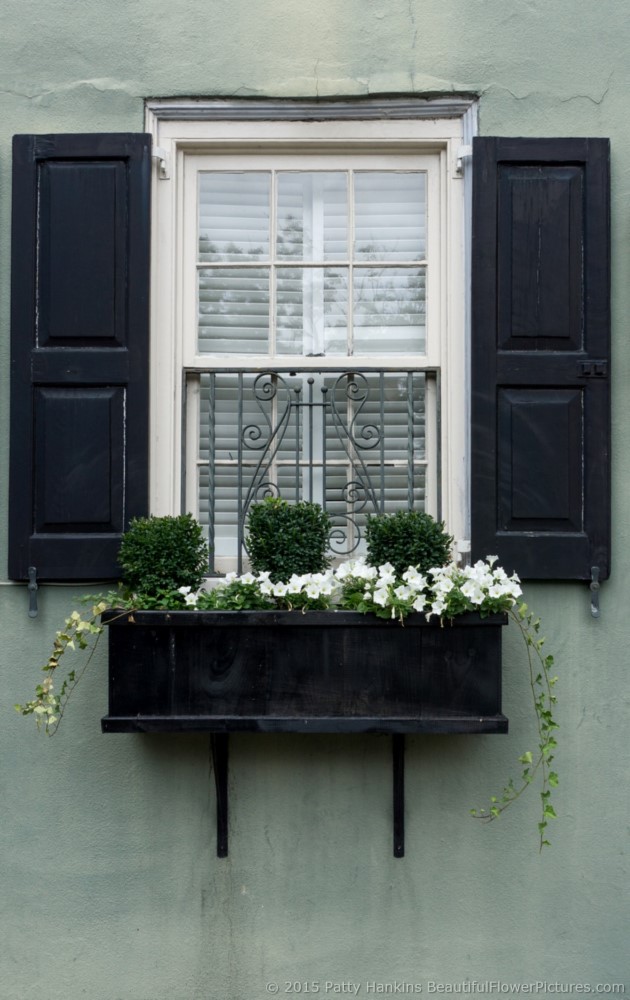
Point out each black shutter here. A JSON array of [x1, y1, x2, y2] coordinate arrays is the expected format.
[[9, 133, 151, 581], [471, 137, 610, 581]]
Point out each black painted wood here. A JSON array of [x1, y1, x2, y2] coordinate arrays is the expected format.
[[393, 734, 405, 858], [9, 133, 151, 580], [471, 137, 610, 580], [101, 610, 508, 733], [211, 734, 229, 858]]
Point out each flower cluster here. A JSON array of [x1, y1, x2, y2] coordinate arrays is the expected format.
[[176, 556, 522, 621]]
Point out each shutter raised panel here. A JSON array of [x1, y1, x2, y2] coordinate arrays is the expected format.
[[471, 137, 610, 580], [9, 133, 151, 581]]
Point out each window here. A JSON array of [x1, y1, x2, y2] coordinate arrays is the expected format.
[[148, 101, 472, 572]]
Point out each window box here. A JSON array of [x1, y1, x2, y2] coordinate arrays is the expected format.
[[101, 609, 507, 734]]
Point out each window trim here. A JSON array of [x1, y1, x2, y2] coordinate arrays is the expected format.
[[146, 98, 477, 563]]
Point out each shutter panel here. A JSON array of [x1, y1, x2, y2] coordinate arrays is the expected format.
[[9, 133, 151, 581], [471, 137, 610, 580]]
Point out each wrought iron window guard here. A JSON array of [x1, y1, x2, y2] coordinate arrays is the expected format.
[[190, 368, 439, 572]]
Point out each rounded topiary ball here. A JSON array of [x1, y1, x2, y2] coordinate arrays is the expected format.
[[246, 497, 331, 582], [365, 511, 453, 577], [118, 514, 209, 596]]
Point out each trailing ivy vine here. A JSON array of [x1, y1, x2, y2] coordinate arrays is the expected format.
[[471, 602, 559, 851]]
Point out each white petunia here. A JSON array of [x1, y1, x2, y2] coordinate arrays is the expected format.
[[402, 568, 428, 590], [372, 587, 390, 607], [461, 580, 485, 604]]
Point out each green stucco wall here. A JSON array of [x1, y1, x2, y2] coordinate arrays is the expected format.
[[1, 1, 629, 997]]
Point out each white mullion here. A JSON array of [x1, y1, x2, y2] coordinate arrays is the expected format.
[[269, 170, 277, 357], [348, 170, 355, 357], [311, 175, 325, 356]]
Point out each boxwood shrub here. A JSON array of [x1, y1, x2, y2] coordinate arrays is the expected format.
[[246, 497, 331, 582], [366, 510, 453, 577]]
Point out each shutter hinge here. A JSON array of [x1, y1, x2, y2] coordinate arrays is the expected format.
[[578, 360, 608, 378], [590, 566, 601, 619], [27, 566, 38, 618], [454, 145, 473, 177], [152, 146, 170, 180]]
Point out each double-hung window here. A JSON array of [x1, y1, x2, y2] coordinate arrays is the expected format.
[[150, 103, 470, 572]]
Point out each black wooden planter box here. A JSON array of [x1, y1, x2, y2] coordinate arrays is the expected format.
[[101, 609, 508, 857], [101, 609, 508, 735]]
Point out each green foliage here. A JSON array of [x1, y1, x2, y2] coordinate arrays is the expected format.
[[246, 497, 331, 582], [196, 580, 275, 612], [118, 514, 209, 596], [15, 600, 110, 735], [365, 510, 453, 577], [471, 602, 560, 851]]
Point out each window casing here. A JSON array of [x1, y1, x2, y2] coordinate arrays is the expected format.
[[148, 102, 472, 572]]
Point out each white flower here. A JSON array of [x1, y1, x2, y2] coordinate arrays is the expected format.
[[412, 595, 426, 612], [184, 592, 198, 606], [273, 582, 289, 597], [178, 585, 192, 595], [224, 572, 238, 584], [256, 571, 271, 583], [239, 572, 256, 585], [259, 580, 274, 595], [427, 598, 447, 619], [394, 585, 413, 601], [305, 582, 323, 599], [461, 580, 485, 604], [402, 568, 428, 590], [372, 586, 390, 607]]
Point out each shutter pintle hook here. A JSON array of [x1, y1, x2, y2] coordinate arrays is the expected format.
[[590, 566, 600, 619], [27, 566, 38, 619]]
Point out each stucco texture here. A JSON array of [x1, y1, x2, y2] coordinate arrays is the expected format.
[[1, 1, 629, 998]]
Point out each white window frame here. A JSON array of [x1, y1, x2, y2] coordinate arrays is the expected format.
[[146, 98, 476, 558]]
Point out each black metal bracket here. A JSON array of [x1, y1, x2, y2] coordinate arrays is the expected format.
[[210, 734, 229, 857], [590, 566, 601, 619], [393, 734, 405, 858], [209, 733, 406, 859], [27, 566, 38, 618]]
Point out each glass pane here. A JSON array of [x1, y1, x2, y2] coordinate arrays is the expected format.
[[276, 267, 348, 355], [354, 172, 426, 262], [198, 268, 269, 354], [276, 173, 347, 261], [198, 173, 270, 262], [353, 267, 426, 354]]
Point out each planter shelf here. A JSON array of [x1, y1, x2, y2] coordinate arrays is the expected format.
[[101, 609, 508, 857]]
